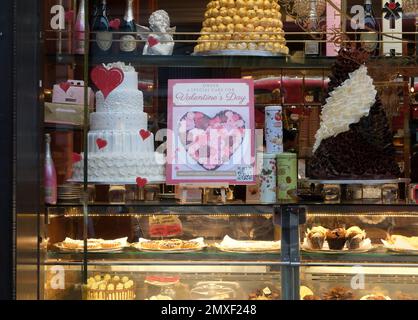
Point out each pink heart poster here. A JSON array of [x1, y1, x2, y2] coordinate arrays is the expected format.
[[167, 79, 255, 185]]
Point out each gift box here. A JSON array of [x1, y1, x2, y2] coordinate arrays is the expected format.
[[45, 102, 84, 126], [52, 80, 94, 108]]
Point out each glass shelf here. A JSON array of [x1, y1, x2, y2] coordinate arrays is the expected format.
[[46, 248, 282, 266], [47, 53, 337, 69]]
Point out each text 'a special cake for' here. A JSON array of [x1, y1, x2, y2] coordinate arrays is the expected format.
[[72, 62, 165, 184], [308, 46, 400, 180], [194, 0, 289, 55]]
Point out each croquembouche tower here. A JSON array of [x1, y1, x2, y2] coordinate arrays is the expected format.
[[194, 0, 289, 55]]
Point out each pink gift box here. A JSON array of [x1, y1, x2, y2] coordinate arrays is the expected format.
[[52, 80, 94, 108]]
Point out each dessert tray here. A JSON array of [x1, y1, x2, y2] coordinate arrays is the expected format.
[[301, 238, 374, 254], [381, 235, 418, 254], [214, 235, 281, 253], [54, 237, 129, 252], [193, 50, 286, 57], [132, 238, 207, 253]]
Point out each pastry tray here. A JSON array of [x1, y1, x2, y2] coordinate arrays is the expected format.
[[193, 50, 286, 57]]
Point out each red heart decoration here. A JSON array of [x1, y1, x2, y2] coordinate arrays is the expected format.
[[59, 82, 71, 93], [72, 153, 82, 163], [139, 129, 151, 141], [136, 177, 148, 188], [91, 66, 124, 99], [179, 110, 246, 171], [109, 18, 121, 30], [388, 2, 396, 10], [96, 138, 108, 150], [148, 36, 159, 48]]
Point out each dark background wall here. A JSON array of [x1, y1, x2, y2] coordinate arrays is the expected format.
[[0, 0, 15, 300]]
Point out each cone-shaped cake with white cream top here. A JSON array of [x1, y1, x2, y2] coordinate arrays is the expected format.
[[308, 46, 400, 179]]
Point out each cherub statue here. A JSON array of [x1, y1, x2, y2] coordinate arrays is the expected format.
[[136, 10, 176, 56]]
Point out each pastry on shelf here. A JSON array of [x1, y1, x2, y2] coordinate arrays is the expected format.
[[345, 226, 367, 250], [360, 294, 391, 300], [194, 0, 288, 56], [322, 286, 356, 300], [57, 237, 128, 251], [305, 226, 328, 250], [382, 234, 418, 251], [249, 287, 280, 300], [133, 238, 206, 252], [325, 228, 347, 250], [214, 235, 280, 253], [86, 274, 136, 300]]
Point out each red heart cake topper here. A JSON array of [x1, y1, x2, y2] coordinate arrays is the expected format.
[[139, 129, 151, 141], [136, 177, 148, 188], [148, 36, 159, 48], [109, 18, 121, 30], [59, 82, 71, 93], [91, 66, 124, 99], [96, 138, 108, 150], [72, 153, 82, 163]]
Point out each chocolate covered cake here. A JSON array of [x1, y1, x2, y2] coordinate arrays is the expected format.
[[308, 46, 400, 179]]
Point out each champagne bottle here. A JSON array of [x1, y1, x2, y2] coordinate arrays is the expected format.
[[304, 2, 320, 56], [91, 0, 112, 56], [73, 0, 85, 55], [120, 0, 137, 55], [45, 134, 57, 205], [359, 0, 380, 56]]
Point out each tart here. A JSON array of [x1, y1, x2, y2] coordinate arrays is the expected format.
[[326, 228, 347, 250], [346, 226, 366, 250], [101, 240, 123, 249], [322, 286, 355, 300], [306, 226, 328, 250]]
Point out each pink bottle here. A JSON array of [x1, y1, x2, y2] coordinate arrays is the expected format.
[[45, 134, 58, 205], [73, 0, 85, 55]]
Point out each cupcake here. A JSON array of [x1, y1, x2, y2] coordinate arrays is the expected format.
[[306, 226, 328, 250], [345, 226, 366, 250], [326, 228, 347, 250]]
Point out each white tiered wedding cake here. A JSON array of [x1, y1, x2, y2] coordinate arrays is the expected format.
[[72, 62, 165, 184]]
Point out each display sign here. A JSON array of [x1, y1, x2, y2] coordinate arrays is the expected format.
[[167, 79, 255, 185], [382, 0, 403, 55]]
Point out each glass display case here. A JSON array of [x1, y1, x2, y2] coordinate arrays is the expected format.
[[10, 0, 418, 300]]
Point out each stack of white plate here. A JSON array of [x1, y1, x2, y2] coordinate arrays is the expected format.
[[58, 183, 82, 204]]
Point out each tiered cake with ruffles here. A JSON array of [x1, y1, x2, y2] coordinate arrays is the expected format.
[[72, 62, 165, 183]]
